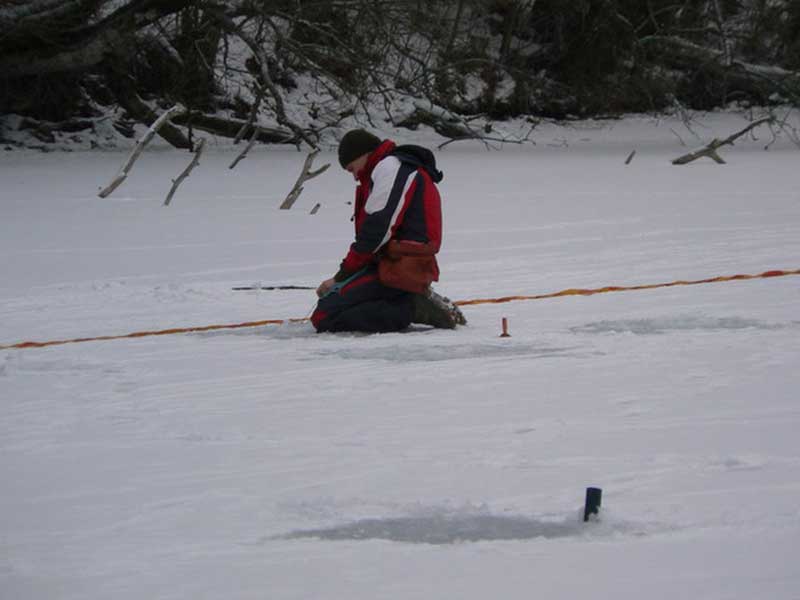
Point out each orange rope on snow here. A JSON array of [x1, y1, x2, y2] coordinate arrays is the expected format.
[[0, 318, 309, 350], [452, 268, 800, 307], [1, 268, 798, 351]]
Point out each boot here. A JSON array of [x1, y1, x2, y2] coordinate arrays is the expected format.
[[411, 288, 467, 329]]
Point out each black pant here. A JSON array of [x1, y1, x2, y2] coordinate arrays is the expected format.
[[311, 265, 413, 333]]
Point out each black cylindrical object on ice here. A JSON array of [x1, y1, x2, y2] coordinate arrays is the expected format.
[[583, 487, 602, 522]]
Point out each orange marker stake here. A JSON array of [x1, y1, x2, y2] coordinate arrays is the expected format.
[[500, 317, 511, 337]]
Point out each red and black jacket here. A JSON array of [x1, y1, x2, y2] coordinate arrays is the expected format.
[[334, 140, 444, 282]]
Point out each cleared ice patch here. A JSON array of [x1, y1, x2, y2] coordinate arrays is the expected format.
[[706, 455, 768, 472], [279, 510, 650, 545], [195, 321, 317, 340], [0, 352, 123, 377], [571, 315, 785, 335], [314, 342, 590, 362]]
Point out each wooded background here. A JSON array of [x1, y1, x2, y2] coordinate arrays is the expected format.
[[2, 0, 798, 148]]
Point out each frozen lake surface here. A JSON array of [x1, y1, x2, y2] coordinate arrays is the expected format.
[[2, 112, 799, 599]]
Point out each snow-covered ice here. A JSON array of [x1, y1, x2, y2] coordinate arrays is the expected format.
[[1, 112, 799, 599]]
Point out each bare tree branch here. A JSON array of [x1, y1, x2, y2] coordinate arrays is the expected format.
[[280, 150, 330, 210], [98, 105, 185, 198], [229, 127, 259, 169], [233, 84, 265, 145], [164, 138, 206, 206], [671, 116, 774, 165], [213, 12, 317, 149]]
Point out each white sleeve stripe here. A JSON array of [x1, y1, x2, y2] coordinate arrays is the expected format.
[[377, 174, 416, 249], [364, 156, 402, 214]]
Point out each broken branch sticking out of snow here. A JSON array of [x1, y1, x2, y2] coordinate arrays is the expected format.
[[671, 117, 774, 165], [98, 105, 185, 198], [279, 150, 330, 210], [164, 138, 206, 206], [229, 128, 259, 170]]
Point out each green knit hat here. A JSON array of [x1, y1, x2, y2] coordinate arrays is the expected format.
[[338, 129, 382, 168]]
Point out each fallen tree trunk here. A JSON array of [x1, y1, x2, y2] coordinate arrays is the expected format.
[[172, 113, 294, 144], [639, 35, 800, 103], [396, 99, 475, 139], [397, 99, 531, 148], [106, 74, 192, 149], [0, 0, 191, 77], [18, 117, 95, 142], [0, 0, 81, 26]]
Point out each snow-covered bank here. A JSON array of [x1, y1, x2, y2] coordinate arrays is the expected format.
[[1, 113, 799, 599]]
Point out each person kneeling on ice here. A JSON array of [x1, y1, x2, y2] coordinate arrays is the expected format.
[[311, 129, 466, 333]]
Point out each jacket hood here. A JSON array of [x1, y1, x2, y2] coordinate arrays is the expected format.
[[390, 144, 444, 183]]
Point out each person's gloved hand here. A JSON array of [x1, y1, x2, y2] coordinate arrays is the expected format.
[[316, 277, 336, 298]]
